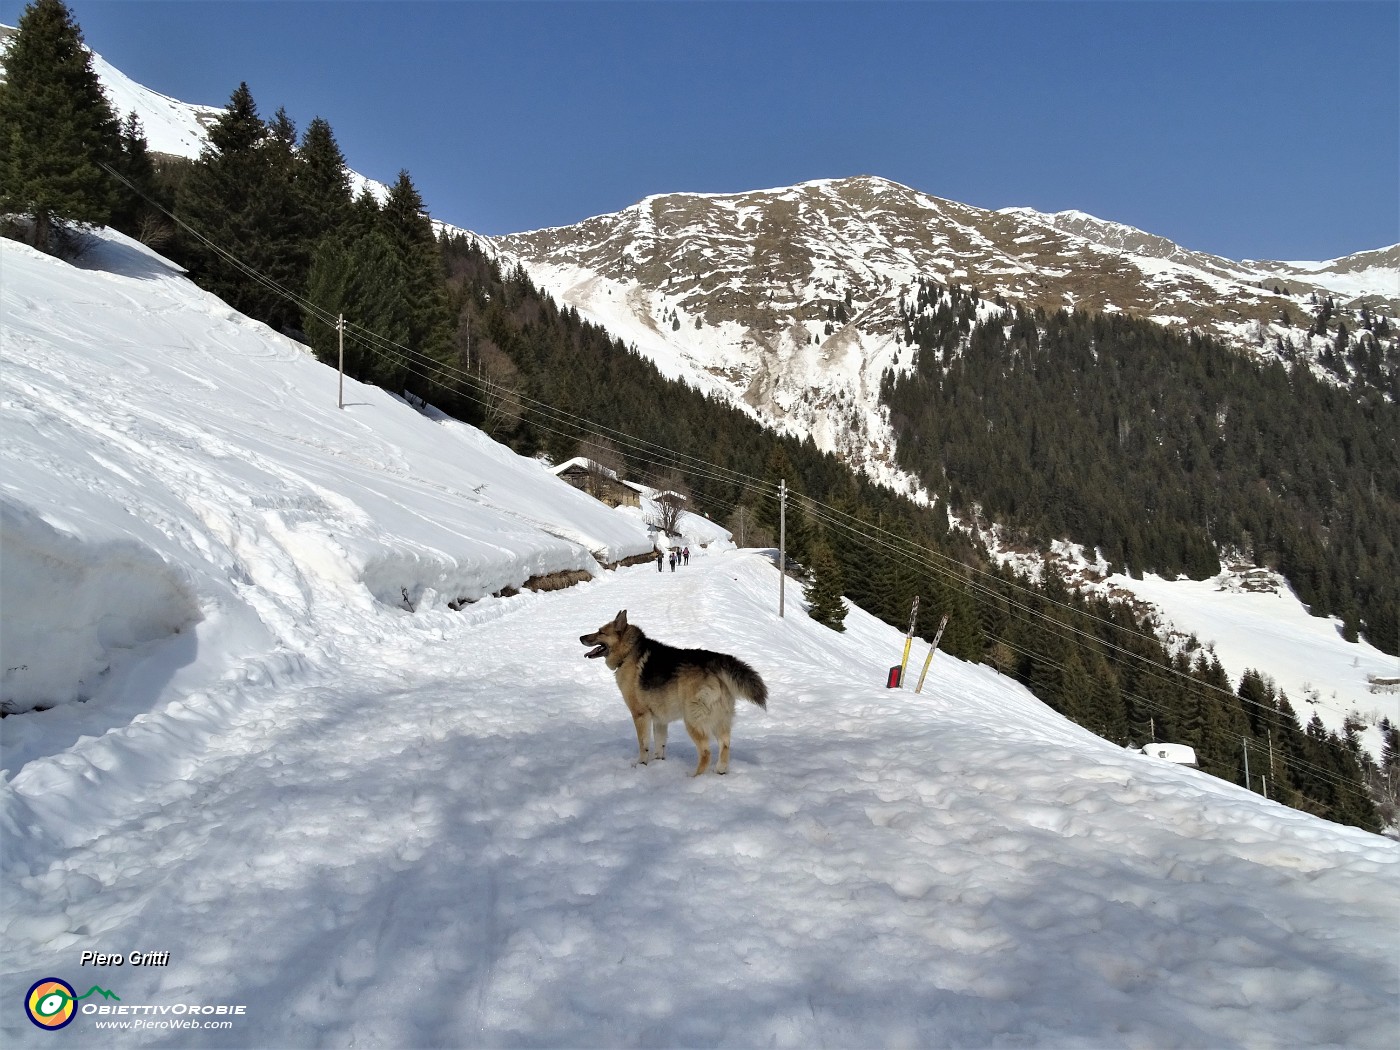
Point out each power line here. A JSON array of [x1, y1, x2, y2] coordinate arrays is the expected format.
[[94, 161, 1368, 755]]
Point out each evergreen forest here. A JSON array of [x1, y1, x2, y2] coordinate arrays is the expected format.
[[883, 280, 1400, 658]]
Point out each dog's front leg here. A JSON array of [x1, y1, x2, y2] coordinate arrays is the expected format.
[[652, 720, 668, 760], [632, 711, 653, 765]]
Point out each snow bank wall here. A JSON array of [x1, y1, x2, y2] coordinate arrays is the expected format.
[[0, 500, 201, 713]]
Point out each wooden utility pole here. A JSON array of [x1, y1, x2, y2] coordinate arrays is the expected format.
[[337, 314, 345, 409], [778, 479, 786, 618]]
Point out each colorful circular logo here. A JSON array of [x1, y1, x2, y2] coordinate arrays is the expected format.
[[25, 978, 77, 1031]]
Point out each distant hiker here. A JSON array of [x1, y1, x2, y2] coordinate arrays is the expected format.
[[669, 551, 676, 572], [683, 547, 690, 565], [657, 550, 664, 572]]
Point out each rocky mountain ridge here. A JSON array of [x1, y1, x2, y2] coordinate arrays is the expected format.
[[8, 26, 1395, 483], [497, 175, 1396, 480]]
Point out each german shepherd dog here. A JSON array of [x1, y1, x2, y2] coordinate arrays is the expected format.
[[580, 610, 767, 775]]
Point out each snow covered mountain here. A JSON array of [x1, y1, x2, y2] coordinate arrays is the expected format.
[[0, 24, 392, 205], [3, 225, 1398, 1050], [5, 25, 1394, 762], [0, 25, 217, 158], [13, 24, 1392, 480], [498, 175, 1398, 477]]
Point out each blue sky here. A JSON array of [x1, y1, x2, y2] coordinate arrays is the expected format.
[[13, 0, 1399, 260]]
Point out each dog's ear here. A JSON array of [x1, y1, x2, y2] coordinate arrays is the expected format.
[[613, 609, 628, 629]]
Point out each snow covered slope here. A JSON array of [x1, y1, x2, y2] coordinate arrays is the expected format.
[[0, 25, 391, 205], [0, 25, 218, 160], [7, 31, 1392, 768], [499, 177, 1397, 475], [2, 229, 1398, 1048], [0, 231, 654, 718]]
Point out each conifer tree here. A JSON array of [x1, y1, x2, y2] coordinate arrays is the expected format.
[[109, 112, 166, 244], [0, 0, 122, 253], [803, 536, 848, 631], [306, 191, 411, 388], [379, 171, 453, 398], [298, 116, 353, 240], [175, 84, 274, 317]]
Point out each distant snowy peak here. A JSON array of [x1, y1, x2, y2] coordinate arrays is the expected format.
[[497, 174, 1395, 477], [1005, 204, 1399, 305], [86, 50, 223, 159], [504, 176, 1399, 347], [1248, 243, 1400, 303], [0, 24, 393, 205]]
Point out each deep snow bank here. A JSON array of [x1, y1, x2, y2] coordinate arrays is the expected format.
[[0, 231, 654, 718], [0, 500, 200, 714]]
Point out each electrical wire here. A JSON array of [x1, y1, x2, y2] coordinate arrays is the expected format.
[[95, 160, 1374, 782]]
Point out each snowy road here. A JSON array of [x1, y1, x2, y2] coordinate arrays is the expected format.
[[2, 232, 1396, 1048], [4, 553, 1397, 1048]]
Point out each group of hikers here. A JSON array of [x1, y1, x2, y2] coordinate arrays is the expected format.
[[657, 546, 690, 572]]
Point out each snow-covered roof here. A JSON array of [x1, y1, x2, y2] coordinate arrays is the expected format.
[[1141, 743, 1199, 766], [551, 456, 621, 481]]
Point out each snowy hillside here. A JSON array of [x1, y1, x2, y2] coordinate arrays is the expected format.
[[9, 33, 1394, 734], [499, 175, 1397, 482], [0, 26, 218, 161], [0, 26, 391, 206], [0, 231, 656, 719], [2, 230, 1399, 1048]]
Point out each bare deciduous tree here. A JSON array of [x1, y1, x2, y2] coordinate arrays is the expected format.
[[578, 437, 625, 503], [473, 336, 522, 438], [648, 472, 690, 536]]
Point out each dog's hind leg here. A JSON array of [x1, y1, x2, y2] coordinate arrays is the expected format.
[[652, 720, 668, 760], [684, 721, 712, 776], [715, 725, 731, 774], [632, 711, 653, 765]]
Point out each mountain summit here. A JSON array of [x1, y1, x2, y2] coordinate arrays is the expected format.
[[499, 175, 1396, 474]]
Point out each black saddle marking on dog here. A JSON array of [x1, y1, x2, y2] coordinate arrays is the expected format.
[[637, 638, 727, 692]]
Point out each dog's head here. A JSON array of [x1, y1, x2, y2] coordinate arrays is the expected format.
[[580, 609, 635, 670]]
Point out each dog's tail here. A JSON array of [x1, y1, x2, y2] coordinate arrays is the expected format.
[[719, 655, 768, 710]]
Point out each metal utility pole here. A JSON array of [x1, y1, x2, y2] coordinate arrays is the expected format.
[[337, 314, 345, 409], [778, 479, 786, 618]]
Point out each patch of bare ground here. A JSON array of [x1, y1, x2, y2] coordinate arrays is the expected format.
[[523, 569, 594, 593]]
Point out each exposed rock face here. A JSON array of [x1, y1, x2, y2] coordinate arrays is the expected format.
[[498, 175, 1396, 476]]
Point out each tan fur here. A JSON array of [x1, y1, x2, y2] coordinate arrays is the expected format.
[[580, 609, 767, 776]]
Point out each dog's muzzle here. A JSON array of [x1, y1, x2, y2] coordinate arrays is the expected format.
[[580, 636, 606, 659]]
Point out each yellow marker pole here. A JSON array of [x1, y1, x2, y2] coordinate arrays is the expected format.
[[897, 596, 920, 687], [915, 614, 950, 693]]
